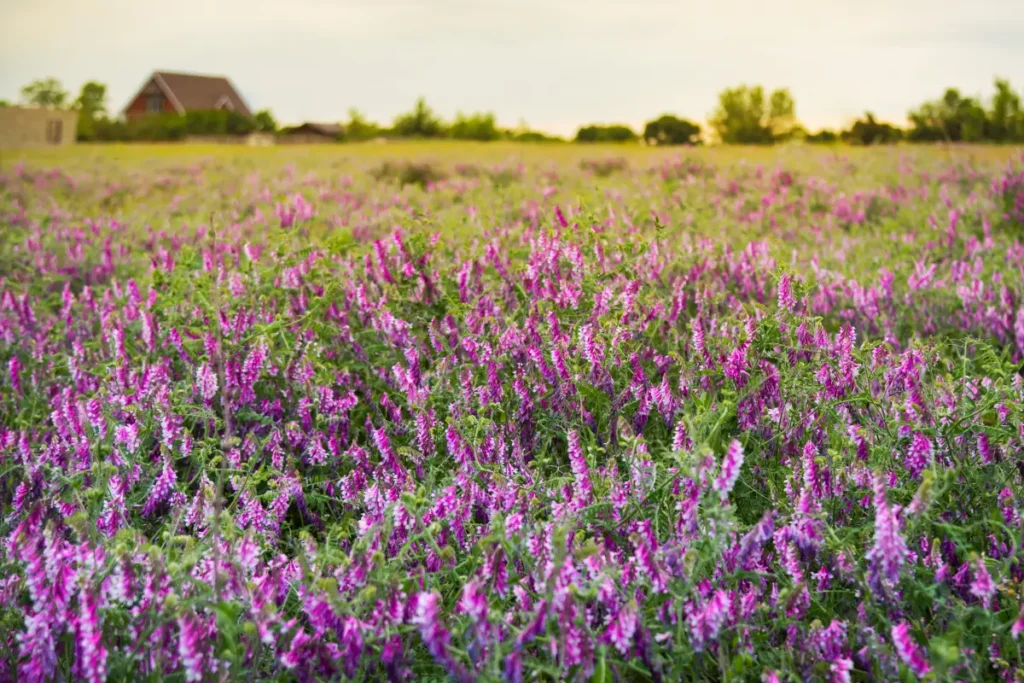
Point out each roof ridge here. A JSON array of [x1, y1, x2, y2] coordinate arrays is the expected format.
[[154, 70, 232, 80]]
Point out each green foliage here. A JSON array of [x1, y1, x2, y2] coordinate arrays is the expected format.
[[253, 109, 277, 133], [579, 156, 629, 176], [805, 129, 839, 144], [369, 160, 448, 187], [392, 97, 446, 138], [87, 110, 258, 142], [20, 77, 69, 108], [343, 109, 384, 142], [574, 124, 638, 143], [908, 88, 990, 142], [710, 84, 796, 144], [987, 78, 1024, 142], [841, 113, 903, 145], [642, 114, 702, 146], [74, 82, 108, 142], [448, 111, 501, 141]]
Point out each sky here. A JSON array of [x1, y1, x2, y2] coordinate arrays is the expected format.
[[1, 0, 1022, 135]]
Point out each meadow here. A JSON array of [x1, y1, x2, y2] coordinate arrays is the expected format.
[[2, 141, 1024, 681]]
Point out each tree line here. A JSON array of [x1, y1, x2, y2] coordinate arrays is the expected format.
[[4, 77, 1024, 145]]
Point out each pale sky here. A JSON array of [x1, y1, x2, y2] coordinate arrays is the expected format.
[[1, 0, 1022, 135]]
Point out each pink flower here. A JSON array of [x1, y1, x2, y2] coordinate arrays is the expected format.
[[605, 605, 637, 655], [76, 589, 107, 683], [969, 557, 997, 609], [567, 429, 592, 508], [195, 363, 218, 402], [713, 440, 745, 500], [1011, 604, 1024, 639], [866, 473, 907, 589], [777, 274, 796, 312], [891, 622, 930, 677]]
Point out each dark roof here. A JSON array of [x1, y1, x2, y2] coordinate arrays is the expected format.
[[285, 122, 344, 137], [129, 71, 252, 117]]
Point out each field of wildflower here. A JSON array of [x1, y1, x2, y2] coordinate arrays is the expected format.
[[2, 142, 1024, 682]]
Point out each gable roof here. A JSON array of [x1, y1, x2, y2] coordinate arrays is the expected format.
[[126, 71, 252, 117], [285, 122, 344, 137]]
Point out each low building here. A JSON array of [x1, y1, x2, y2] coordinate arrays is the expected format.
[[279, 122, 344, 144], [123, 71, 252, 122], [0, 106, 78, 149]]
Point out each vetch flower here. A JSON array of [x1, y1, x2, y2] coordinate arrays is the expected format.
[[713, 440, 745, 500]]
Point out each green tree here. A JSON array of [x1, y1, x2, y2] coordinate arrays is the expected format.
[[21, 77, 69, 108], [805, 129, 838, 144], [842, 112, 902, 145], [0, 99, 9, 107], [710, 85, 796, 144], [907, 88, 987, 142], [986, 78, 1023, 142], [392, 97, 445, 138], [574, 124, 638, 143], [74, 81, 107, 117], [254, 109, 277, 133], [449, 111, 500, 141], [768, 89, 797, 139], [344, 109, 382, 141], [643, 115, 701, 145], [74, 81, 108, 141]]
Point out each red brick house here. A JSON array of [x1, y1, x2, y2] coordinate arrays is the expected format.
[[122, 71, 252, 121]]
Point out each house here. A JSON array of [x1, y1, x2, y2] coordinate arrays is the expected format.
[[0, 106, 78, 149], [122, 71, 252, 121], [279, 122, 344, 144]]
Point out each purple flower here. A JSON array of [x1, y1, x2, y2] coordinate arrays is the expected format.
[[604, 604, 637, 655], [969, 557, 996, 609], [905, 432, 933, 478], [411, 592, 453, 667], [713, 440, 745, 500], [891, 622, 930, 678], [1011, 604, 1024, 639], [778, 274, 796, 312], [567, 429, 592, 508], [177, 612, 207, 681], [75, 589, 107, 683], [195, 363, 218, 402], [866, 473, 907, 590]]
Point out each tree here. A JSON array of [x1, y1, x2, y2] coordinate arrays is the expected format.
[[768, 89, 797, 139], [344, 109, 382, 141], [643, 115, 701, 145], [805, 129, 838, 144], [74, 81, 108, 141], [21, 77, 69, 108], [392, 97, 445, 138], [709, 84, 796, 144], [907, 88, 986, 142], [986, 78, 1023, 142], [449, 111, 500, 141], [74, 82, 107, 117], [574, 124, 638, 143], [254, 109, 277, 133], [0, 99, 9, 108], [842, 113, 902, 145]]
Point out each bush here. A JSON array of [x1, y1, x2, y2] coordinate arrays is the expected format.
[[575, 124, 638, 143], [643, 115, 702, 146], [579, 156, 629, 177], [369, 160, 448, 187]]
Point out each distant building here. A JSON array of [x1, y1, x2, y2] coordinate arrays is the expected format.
[[0, 106, 78, 149], [279, 122, 344, 144], [122, 71, 252, 121]]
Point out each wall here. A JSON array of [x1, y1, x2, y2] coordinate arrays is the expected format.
[[0, 107, 78, 149], [124, 80, 176, 122]]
